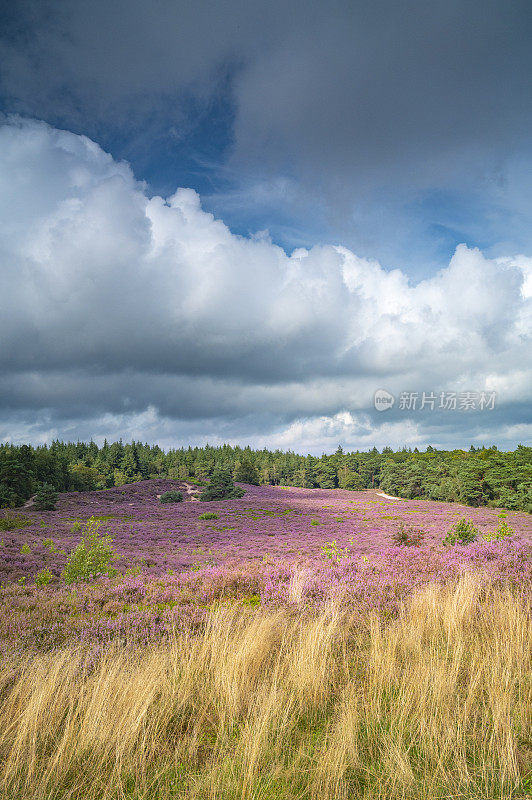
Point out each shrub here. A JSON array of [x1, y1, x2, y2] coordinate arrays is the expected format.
[[0, 513, 32, 531], [496, 519, 515, 538], [20, 543, 31, 554], [200, 469, 246, 501], [321, 538, 356, 564], [61, 517, 117, 584], [199, 512, 218, 520], [444, 519, 479, 546], [159, 490, 183, 503], [34, 483, 59, 511], [35, 568, 52, 587], [483, 520, 515, 542], [240, 594, 260, 606], [392, 522, 425, 547], [321, 540, 343, 563]]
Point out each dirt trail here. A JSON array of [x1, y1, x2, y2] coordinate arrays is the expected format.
[[182, 482, 200, 501], [376, 491, 406, 501], [156, 482, 201, 501]]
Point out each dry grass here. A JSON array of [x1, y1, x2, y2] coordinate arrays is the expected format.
[[0, 573, 531, 799]]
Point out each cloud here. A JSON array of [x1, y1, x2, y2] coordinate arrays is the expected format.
[[0, 117, 530, 450], [2, 0, 532, 274]]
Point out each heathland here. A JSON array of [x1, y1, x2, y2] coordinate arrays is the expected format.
[[1, 441, 532, 512], [0, 465, 531, 798]]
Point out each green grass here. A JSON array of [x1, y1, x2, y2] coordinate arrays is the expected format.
[[210, 525, 236, 531], [65, 514, 134, 523]]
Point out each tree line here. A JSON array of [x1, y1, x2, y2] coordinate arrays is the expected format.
[[0, 440, 531, 512]]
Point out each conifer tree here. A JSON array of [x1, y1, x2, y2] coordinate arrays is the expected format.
[[200, 469, 246, 501]]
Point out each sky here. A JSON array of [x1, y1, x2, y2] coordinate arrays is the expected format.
[[0, 0, 531, 454]]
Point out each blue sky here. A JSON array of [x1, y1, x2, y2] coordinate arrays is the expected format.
[[0, 0, 531, 452]]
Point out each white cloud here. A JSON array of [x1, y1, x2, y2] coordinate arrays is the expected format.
[[0, 117, 530, 450], [264, 413, 426, 454]]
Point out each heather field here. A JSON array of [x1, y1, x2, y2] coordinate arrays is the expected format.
[[1, 479, 531, 652], [2, 478, 532, 580], [1, 481, 532, 799]]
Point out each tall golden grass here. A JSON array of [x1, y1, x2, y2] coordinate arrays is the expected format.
[[0, 573, 531, 799]]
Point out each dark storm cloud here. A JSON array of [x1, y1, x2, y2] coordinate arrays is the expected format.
[[2, 0, 531, 189], [0, 0, 273, 125], [3, 0, 532, 276], [233, 0, 532, 178]]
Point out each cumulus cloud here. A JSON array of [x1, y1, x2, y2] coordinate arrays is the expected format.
[[0, 117, 531, 450]]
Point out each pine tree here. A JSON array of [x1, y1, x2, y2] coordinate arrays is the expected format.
[[234, 456, 259, 485], [0, 453, 33, 507], [200, 469, 246, 501], [34, 482, 59, 511]]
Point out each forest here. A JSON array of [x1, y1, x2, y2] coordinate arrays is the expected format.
[[1, 440, 531, 512]]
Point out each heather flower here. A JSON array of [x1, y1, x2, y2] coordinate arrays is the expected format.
[[0, 480, 529, 652]]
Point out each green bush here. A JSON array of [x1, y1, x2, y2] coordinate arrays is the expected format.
[[320, 539, 356, 564], [159, 490, 183, 503], [200, 469, 246, 501], [43, 537, 56, 551], [444, 519, 479, 546], [0, 513, 32, 531], [20, 543, 31, 554], [61, 517, 117, 584], [35, 568, 53, 587], [392, 522, 425, 546], [483, 520, 515, 542], [199, 512, 218, 520], [34, 483, 59, 511]]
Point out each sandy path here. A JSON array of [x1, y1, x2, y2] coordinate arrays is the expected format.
[[376, 491, 406, 501]]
